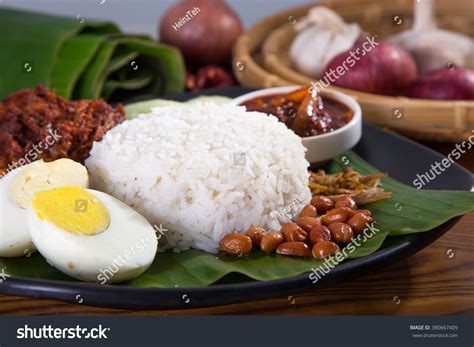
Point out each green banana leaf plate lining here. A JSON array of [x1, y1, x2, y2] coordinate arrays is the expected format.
[[1, 150, 473, 288]]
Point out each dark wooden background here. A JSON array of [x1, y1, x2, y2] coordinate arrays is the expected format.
[[0, 143, 472, 315]]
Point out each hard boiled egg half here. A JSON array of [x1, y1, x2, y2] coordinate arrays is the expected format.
[[27, 186, 157, 283], [0, 159, 88, 257]]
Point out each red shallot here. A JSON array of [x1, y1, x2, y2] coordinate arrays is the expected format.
[[406, 67, 474, 100], [159, 0, 242, 66], [323, 39, 417, 96]]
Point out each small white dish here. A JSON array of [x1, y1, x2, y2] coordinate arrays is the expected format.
[[232, 86, 362, 163]]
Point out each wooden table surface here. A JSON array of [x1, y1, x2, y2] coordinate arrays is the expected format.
[[1, 143, 472, 316]]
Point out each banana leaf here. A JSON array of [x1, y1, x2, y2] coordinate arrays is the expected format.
[[0, 8, 185, 100], [1, 151, 473, 288], [124, 96, 233, 119]]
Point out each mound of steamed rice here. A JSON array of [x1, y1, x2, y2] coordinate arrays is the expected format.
[[86, 103, 311, 253]]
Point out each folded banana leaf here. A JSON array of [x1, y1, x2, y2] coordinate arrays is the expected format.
[[0, 8, 185, 100], [1, 150, 473, 288]]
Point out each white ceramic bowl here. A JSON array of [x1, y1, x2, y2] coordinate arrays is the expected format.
[[232, 86, 362, 163]]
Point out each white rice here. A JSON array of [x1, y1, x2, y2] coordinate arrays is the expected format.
[[86, 103, 311, 253]]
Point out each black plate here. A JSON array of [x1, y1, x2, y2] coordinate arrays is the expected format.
[[0, 88, 472, 310]]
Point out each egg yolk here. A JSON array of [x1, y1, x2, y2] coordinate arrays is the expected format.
[[9, 159, 89, 209], [32, 187, 110, 236]]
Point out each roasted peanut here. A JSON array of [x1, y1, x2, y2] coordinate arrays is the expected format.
[[309, 225, 331, 244], [310, 195, 334, 213], [220, 233, 252, 256], [328, 222, 354, 244], [357, 209, 373, 218], [320, 207, 352, 225], [244, 226, 268, 246], [312, 241, 340, 259], [276, 242, 312, 257], [260, 232, 285, 254], [347, 212, 372, 235], [299, 204, 317, 218], [281, 222, 308, 242], [334, 195, 357, 210], [297, 216, 321, 232]]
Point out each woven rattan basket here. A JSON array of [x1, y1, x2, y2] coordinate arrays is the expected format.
[[233, 0, 474, 142]]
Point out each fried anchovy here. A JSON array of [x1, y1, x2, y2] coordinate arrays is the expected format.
[[309, 166, 391, 205]]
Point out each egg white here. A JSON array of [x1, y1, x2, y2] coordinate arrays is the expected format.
[[0, 165, 35, 257], [27, 189, 158, 283]]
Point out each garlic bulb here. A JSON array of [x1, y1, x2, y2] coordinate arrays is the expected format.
[[290, 7, 361, 79], [387, 0, 474, 74]]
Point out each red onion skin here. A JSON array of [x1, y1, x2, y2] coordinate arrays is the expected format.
[[324, 40, 417, 96], [406, 68, 474, 100], [159, 0, 242, 67]]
